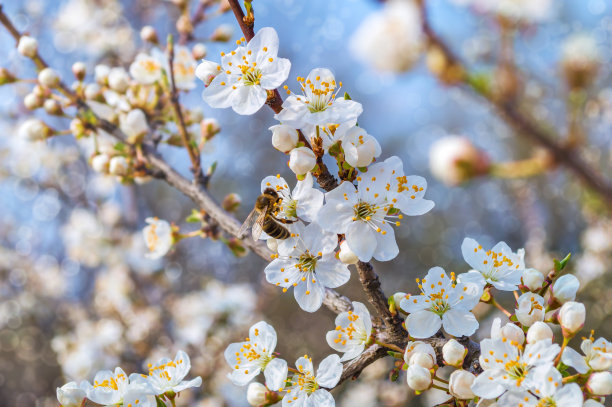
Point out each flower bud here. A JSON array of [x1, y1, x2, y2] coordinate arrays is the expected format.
[[176, 14, 193, 37], [38, 67, 60, 87], [0, 67, 16, 85], [443, 339, 466, 367], [108, 67, 130, 93], [211, 24, 233, 42], [72, 62, 86, 81], [289, 147, 316, 175], [341, 127, 381, 168], [552, 274, 579, 303], [406, 365, 432, 391], [393, 292, 407, 310], [526, 321, 553, 343], [222, 193, 241, 212], [56, 382, 86, 407], [19, 118, 51, 141], [429, 136, 489, 186], [339, 240, 359, 265], [246, 382, 267, 406], [95, 64, 110, 85], [140, 25, 159, 43], [558, 301, 585, 336], [587, 371, 612, 396], [120, 109, 149, 143], [449, 370, 476, 400], [515, 293, 545, 327], [84, 83, 101, 100], [195, 60, 221, 86], [521, 268, 544, 291], [70, 119, 86, 138], [91, 154, 110, 173], [491, 318, 526, 345], [192, 43, 208, 60], [109, 156, 128, 176], [561, 33, 601, 89], [23, 93, 43, 110], [409, 352, 435, 370], [17, 36, 38, 58], [43, 99, 63, 116], [270, 124, 299, 153], [267, 238, 279, 253], [201, 118, 220, 140]]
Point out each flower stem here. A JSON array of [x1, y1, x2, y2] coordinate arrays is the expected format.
[[555, 336, 570, 367], [430, 383, 449, 393], [490, 297, 512, 318], [433, 375, 449, 384], [374, 340, 404, 353]]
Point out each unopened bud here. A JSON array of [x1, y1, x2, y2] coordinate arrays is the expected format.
[[44, 99, 63, 116], [108, 67, 130, 93], [406, 365, 432, 391], [200, 118, 220, 140], [32, 84, 46, 97], [70, 119, 86, 138], [72, 62, 86, 81], [109, 156, 129, 176], [552, 274, 579, 304], [246, 382, 267, 406], [19, 118, 51, 141], [521, 268, 544, 291], [429, 136, 489, 186], [561, 33, 601, 89], [289, 147, 316, 175], [222, 193, 241, 212], [195, 60, 221, 87], [38, 67, 60, 88], [56, 382, 86, 407], [558, 301, 585, 336], [270, 124, 299, 153], [17, 36, 38, 58], [443, 339, 466, 367], [409, 352, 435, 370], [449, 370, 475, 400], [84, 83, 101, 100], [339, 241, 359, 265], [587, 371, 612, 396], [176, 15, 193, 37], [0, 67, 16, 85], [23, 93, 43, 110], [95, 64, 110, 85], [140, 25, 159, 43], [192, 43, 207, 60], [120, 109, 149, 143], [211, 24, 233, 42], [526, 321, 553, 344], [91, 154, 110, 173]]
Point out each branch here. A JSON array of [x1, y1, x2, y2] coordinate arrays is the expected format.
[[417, 2, 612, 207]]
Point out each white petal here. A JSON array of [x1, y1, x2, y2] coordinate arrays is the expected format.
[[249, 321, 277, 354], [561, 347, 589, 374], [248, 27, 279, 56], [305, 389, 335, 407], [316, 354, 343, 388], [315, 256, 351, 289], [231, 85, 267, 115], [261, 58, 291, 89], [294, 276, 325, 312], [346, 221, 376, 262], [264, 358, 288, 391], [372, 223, 399, 261], [202, 74, 235, 108], [172, 377, 202, 393], [442, 309, 479, 337], [470, 369, 506, 399], [406, 310, 441, 338]]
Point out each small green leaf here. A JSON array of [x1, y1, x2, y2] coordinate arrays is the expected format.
[[554, 253, 572, 272], [206, 161, 217, 177], [114, 142, 127, 153], [386, 351, 403, 359], [357, 166, 368, 172], [344, 92, 352, 100], [185, 209, 201, 223]]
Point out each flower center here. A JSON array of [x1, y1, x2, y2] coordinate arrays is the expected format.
[[505, 359, 528, 383], [295, 372, 318, 394], [297, 253, 317, 273], [353, 201, 375, 220], [536, 397, 557, 407], [283, 199, 298, 219], [292, 75, 343, 113], [240, 65, 262, 86]]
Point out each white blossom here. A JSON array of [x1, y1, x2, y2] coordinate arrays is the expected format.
[[282, 354, 342, 407], [129, 52, 163, 85], [490, 317, 525, 345], [562, 336, 612, 374], [449, 370, 475, 400], [108, 67, 130, 93], [552, 274, 580, 303], [336, 125, 381, 168], [169, 45, 197, 90], [461, 237, 525, 291], [109, 156, 129, 176], [499, 366, 583, 406], [515, 292, 545, 327], [587, 371, 612, 396], [288, 147, 317, 176], [526, 321, 553, 344], [404, 341, 436, 369], [260, 172, 324, 224], [326, 301, 372, 361], [120, 109, 149, 142], [56, 381, 87, 407], [19, 118, 50, 141], [134, 350, 202, 395], [265, 222, 349, 312], [91, 154, 110, 173], [201, 27, 290, 115], [95, 64, 110, 84], [142, 217, 173, 259], [522, 268, 544, 291], [400, 267, 483, 338]]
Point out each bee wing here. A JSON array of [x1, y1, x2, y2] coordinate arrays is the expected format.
[[251, 209, 268, 241], [239, 208, 259, 238]]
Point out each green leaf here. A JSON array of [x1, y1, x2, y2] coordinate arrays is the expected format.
[[114, 142, 127, 153], [467, 72, 491, 95], [554, 253, 572, 272], [185, 209, 201, 223], [328, 141, 341, 156], [344, 92, 352, 100], [357, 166, 368, 172], [206, 161, 217, 177], [386, 351, 403, 359]]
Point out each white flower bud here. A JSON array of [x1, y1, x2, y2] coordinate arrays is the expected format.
[[17, 36, 38, 58], [108, 67, 130, 93], [38, 67, 60, 87], [192, 43, 208, 60], [84, 83, 101, 100], [409, 352, 435, 369], [72, 62, 86, 81], [19, 118, 50, 141], [393, 292, 407, 310], [558, 301, 585, 336], [406, 365, 432, 391], [526, 321, 553, 343], [201, 118, 220, 140], [492, 318, 526, 345], [95, 64, 110, 85], [521, 268, 544, 291], [266, 238, 279, 253], [43, 99, 63, 116], [561, 33, 601, 89], [443, 339, 466, 367], [195, 60, 221, 86], [448, 370, 476, 400], [515, 293, 545, 327], [109, 156, 128, 176], [429, 136, 489, 186], [23, 93, 43, 110], [120, 109, 149, 143], [270, 124, 299, 153], [140, 25, 159, 43], [56, 382, 86, 407], [552, 274, 580, 303], [211, 24, 234, 42], [70, 119, 85, 138], [91, 154, 110, 173], [289, 147, 316, 175], [587, 371, 612, 396], [339, 240, 359, 264], [246, 382, 267, 406]]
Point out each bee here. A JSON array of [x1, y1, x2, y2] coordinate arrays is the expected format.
[[239, 187, 296, 240]]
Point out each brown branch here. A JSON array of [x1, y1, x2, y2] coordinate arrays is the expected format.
[[417, 1, 612, 207], [227, 0, 254, 41], [167, 37, 206, 186]]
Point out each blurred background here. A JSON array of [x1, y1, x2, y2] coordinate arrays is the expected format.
[[0, 0, 611, 405]]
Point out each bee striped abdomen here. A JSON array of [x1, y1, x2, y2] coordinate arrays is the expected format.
[[263, 217, 291, 239]]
